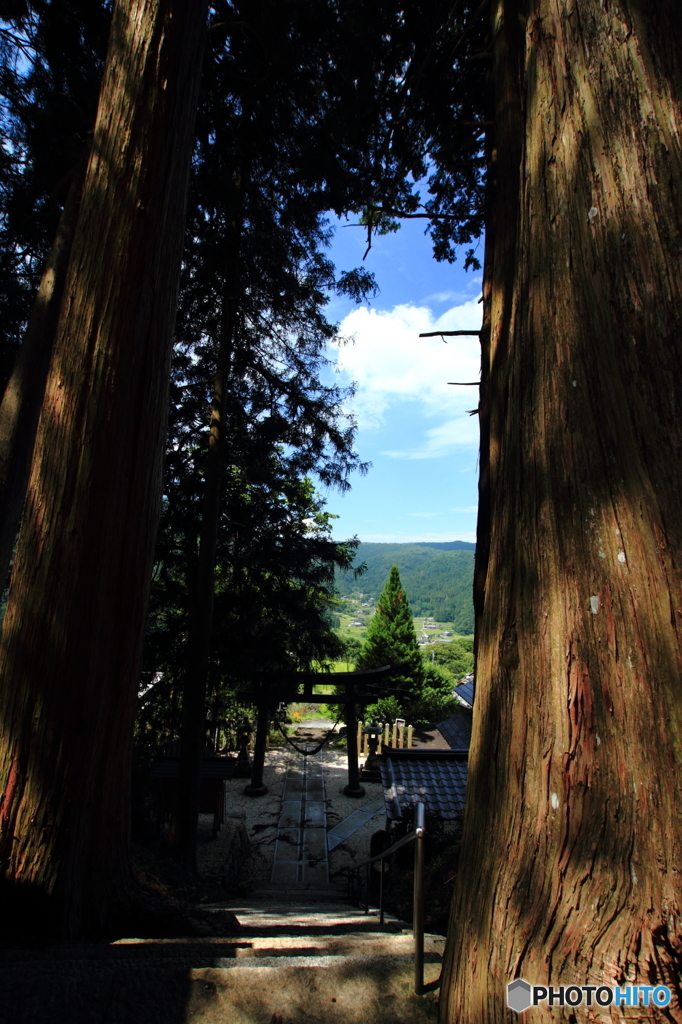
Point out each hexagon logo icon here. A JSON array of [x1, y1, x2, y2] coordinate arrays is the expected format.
[[507, 978, 532, 1013]]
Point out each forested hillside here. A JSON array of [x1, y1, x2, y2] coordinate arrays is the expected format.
[[336, 541, 475, 633]]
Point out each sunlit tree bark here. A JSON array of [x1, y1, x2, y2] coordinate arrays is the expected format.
[[0, 144, 90, 592], [442, 2, 682, 1020], [0, 0, 206, 939]]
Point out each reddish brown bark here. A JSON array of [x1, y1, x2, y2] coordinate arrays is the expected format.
[[0, 145, 90, 594], [0, 0, 207, 939], [441, 2, 682, 1020]]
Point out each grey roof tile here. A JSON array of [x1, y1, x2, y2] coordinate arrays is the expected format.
[[454, 679, 475, 707], [378, 750, 468, 821], [436, 710, 473, 751]]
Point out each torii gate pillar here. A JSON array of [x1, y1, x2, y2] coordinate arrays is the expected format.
[[343, 676, 364, 797]]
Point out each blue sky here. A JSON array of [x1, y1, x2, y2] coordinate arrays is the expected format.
[[321, 215, 483, 545]]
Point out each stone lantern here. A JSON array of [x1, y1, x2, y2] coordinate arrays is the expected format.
[[234, 718, 253, 778], [361, 721, 383, 781]]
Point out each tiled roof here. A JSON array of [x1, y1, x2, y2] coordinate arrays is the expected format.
[[454, 679, 475, 707], [437, 710, 472, 751], [378, 749, 468, 821]]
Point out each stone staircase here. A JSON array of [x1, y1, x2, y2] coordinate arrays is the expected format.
[[0, 896, 444, 1023]]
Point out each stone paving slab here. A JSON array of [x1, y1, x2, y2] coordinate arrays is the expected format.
[[326, 796, 386, 851], [303, 828, 327, 860], [271, 862, 300, 885], [273, 828, 300, 862], [304, 801, 326, 827], [305, 779, 325, 800], [282, 779, 303, 799], [278, 801, 302, 828], [302, 862, 329, 887], [271, 754, 330, 888]]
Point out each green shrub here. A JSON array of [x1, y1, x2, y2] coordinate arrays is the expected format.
[[363, 695, 404, 724], [409, 663, 459, 724], [409, 687, 459, 724]]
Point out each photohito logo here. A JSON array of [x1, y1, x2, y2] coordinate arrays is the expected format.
[[506, 978, 671, 1013]]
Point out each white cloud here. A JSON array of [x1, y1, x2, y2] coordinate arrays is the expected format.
[[332, 300, 481, 456], [381, 414, 479, 460], [421, 286, 481, 304]]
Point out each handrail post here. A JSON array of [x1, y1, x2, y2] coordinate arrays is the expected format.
[[379, 852, 385, 925], [413, 802, 425, 995]]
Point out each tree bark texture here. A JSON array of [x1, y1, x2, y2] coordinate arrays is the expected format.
[[441, 2, 682, 1020], [0, 145, 90, 596], [0, 0, 207, 938]]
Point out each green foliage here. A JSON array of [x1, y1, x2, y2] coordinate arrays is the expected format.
[[336, 543, 475, 633], [421, 640, 474, 682], [355, 565, 424, 707], [363, 695, 403, 725], [409, 696, 456, 729], [363, 665, 457, 725], [0, 0, 488, 751], [339, 634, 363, 670], [144, 472, 357, 747], [410, 663, 460, 724]]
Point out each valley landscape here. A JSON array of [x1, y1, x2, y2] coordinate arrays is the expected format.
[[332, 541, 476, 682], [335, 540, 475, 633]]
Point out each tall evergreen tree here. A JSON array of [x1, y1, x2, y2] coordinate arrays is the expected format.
[[355, 564, 424, 707], [0, 0, 208, 940], [0, 2, 113, 589]]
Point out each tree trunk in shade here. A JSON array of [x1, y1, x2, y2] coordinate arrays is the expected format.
[[0, 143, 90, 595], [441, 2, 682, 1021], [0, 0, 207, 940], [169, 203, 242, 866]]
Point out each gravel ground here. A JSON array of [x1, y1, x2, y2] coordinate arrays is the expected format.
[[197, 734, 388, 892]]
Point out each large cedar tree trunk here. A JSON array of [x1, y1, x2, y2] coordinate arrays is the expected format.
[[0, 0, 206, 939], [0, 145, 90, 593], [441, 2, 682, 1020]]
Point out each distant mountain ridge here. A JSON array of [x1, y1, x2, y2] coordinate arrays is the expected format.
[[336, 541, 475, 634], [414, 540, 475, 551]]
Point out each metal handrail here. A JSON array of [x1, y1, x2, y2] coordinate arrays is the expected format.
[[348, 802, 426, 995]]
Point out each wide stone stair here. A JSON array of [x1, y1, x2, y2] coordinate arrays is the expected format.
[[0, 896, 444, 1024]]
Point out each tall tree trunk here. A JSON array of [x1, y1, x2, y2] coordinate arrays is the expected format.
[[0, 0, 207, 940], [441, 2, 682, 1020], [170, 200, 242, 865], [0, 144, 90, 592]]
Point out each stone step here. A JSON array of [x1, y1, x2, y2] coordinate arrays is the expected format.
[[0, 896, 445, 1022], [0, 950, 441, 1023], [112, 929, 445, 959], [218, 901, 409, 936], [244, 886, 349, 901], [183, 955, 441, 1023]]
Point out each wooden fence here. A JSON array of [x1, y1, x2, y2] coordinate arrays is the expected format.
[[357, 720, 413, 754]]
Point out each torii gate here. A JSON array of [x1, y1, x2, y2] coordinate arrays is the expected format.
[[236, 664, 392, 799]]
